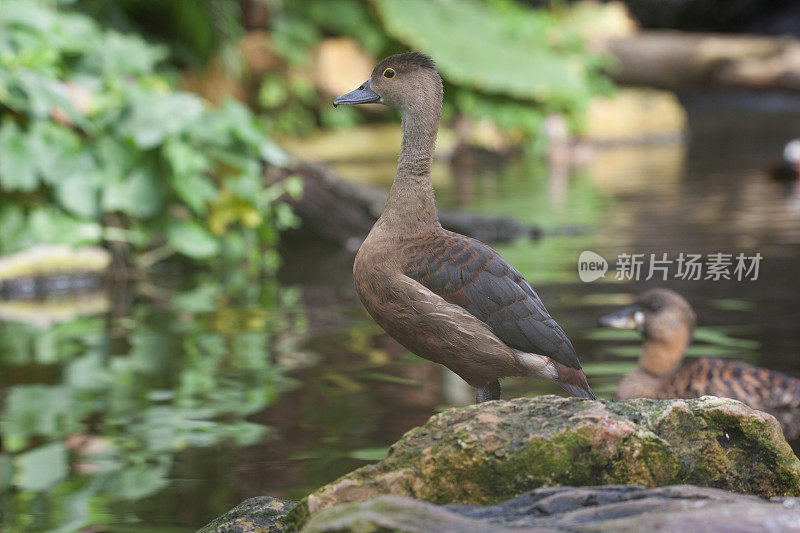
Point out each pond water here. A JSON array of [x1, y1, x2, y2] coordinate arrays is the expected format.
[[1, 96, 800, 531]]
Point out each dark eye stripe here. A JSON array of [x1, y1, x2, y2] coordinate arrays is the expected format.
[[383, 68, 395, 79]]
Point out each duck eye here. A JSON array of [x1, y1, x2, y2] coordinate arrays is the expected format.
[[648, 301, 662, 312], [383, 68, 395, 79]]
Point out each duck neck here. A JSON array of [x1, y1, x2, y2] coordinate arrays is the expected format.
[[377, 106, 441, 234], [639, 327, 692, 377]]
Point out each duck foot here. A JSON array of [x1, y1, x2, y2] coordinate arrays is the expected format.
[[476, 380, 501, 403]]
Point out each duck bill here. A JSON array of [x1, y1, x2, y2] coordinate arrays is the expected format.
[[333, 80, 381, 107], [598, 305, 642, 330]]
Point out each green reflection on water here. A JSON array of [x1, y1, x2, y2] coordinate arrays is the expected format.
[[0, 275, 305, 531]]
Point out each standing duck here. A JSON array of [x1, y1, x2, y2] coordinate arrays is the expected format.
[[333, 52, 594, 403], [599, 288, 800, 438]]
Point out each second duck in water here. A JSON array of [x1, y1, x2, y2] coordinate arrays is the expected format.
[[334, 52, 595, 403], [599, 288, 800, 438]]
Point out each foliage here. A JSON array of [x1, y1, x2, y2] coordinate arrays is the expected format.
[[377, 0, 589, 102], [375, 0, 613, 135], [53, 0, 613, 140], [253, 0, 613, 138], [73, 0, 248, 70], [0, 0, 300, 270]]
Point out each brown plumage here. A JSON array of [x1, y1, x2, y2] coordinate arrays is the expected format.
[[335, 52, 594, 403], [599, 288, 800, 438]]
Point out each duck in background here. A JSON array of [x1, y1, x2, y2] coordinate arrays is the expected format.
[[767, 139, 800, 185], [333, 52, 595, 403], [767, 139, 800, 212], [599, 288, 800, 439]]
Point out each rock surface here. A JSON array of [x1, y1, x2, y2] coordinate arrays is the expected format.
[[301, 485, 800, 532], [203, 396, 800, 532], [303, 396, 800, 516], [198, 496, 297, 533]]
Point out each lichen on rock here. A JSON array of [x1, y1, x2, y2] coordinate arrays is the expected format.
[[198, 496, 297, 533], [300, 395, 800, 517]]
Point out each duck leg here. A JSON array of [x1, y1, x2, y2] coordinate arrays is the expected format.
[[476, 379, 501, 403]]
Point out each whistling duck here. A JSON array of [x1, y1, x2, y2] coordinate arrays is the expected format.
[[767, 139, 800, 185], [333, 52, 595, 403], [599, 288, 800, 438]]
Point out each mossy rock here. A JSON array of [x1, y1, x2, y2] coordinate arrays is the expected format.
[[198, 496, 297, 533], [297, 395, 800, 520]]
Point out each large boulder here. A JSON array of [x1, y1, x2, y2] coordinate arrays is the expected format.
[[302, 395, 800, 517], [301, 485, 800, 532], [203, 396, 800, 531]]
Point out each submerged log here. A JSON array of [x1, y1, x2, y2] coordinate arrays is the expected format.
[[0, 245, 109, 301], [606, 32, 800, 93], [271, 162, 540, 247]]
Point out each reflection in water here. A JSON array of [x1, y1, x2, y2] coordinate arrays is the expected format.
[[1, 103, 800, 530], [0, 275, 306, 531]]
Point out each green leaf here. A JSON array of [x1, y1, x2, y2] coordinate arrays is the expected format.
[[165, 219, 219, 259], [163, 139, 217, 214], [93, 136, 135, 181], [81, 32, 168, 77], [0, 385, 83, 451], [0, 119, 38, 192], [13, 71, 80, 122], [171, 172, 218, 215], [55, 173, 99, 218], [260, 138, 289, 167], [283, 176, 304, 200], [347, 446, 390, 461], [172, 283, 221, 313], [0, 454, 12, 492], [117, 90, 204, 149], [603, 345, 642, 358], [0, 204, 33, 252], [102, 168, 164, 218], [28, 207, 102, 246], [373, 0, 589, 101], [693, 327, 760, 350], [709, 299, 753, 311], [28, 120, 94, 187], [582, 328, 641, 341], [13, 442, 69, 491], [581, 361, 638, 376]]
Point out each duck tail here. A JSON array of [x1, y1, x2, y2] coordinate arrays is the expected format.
[[554, 362, 596, 400]]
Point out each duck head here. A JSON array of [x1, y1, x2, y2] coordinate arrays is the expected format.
[[334, 52, 442, 113], [599, 288, 696, 376]]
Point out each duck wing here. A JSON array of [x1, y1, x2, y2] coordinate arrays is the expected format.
[[665, 358, 800, 410], [403, 230, 585, 375]]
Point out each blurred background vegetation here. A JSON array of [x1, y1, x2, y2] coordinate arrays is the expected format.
[[0, 0, 617, 277]]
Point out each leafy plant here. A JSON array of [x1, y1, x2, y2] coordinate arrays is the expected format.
[[73, 0, 248, 69], [374, 0, 614, 134], [255, 0, 612, 137], [0, 0, 300, 271]]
